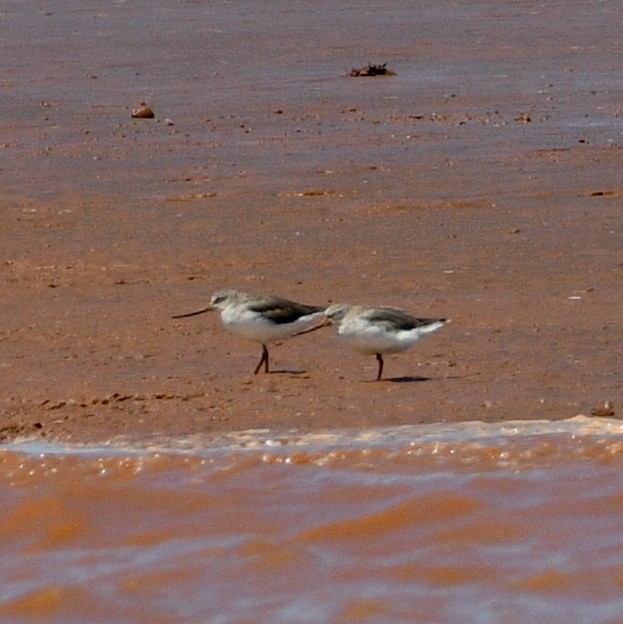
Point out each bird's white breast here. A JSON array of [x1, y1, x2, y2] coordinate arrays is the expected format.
[[220, 306, 323, 344], [337, 317, 443, 354]]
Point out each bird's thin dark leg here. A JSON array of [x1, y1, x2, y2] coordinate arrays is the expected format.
[[375, 353, 384, 381], [254, 345, 270, 375]]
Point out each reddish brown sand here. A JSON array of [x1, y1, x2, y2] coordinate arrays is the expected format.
[[1, 1, 621, 443]]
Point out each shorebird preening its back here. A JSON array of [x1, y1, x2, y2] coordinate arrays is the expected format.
[[309, 303, 448, 381], [172, 289, 325, 374]]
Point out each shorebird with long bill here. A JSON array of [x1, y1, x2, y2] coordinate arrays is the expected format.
[[172, 289, 325, 374], [300, 302, 448, 381]]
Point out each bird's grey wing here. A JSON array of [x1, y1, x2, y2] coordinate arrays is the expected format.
[[364, 307, 443, 331], [249, 297, 324, 325]]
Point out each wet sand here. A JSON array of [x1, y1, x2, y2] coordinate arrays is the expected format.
[[1, 0, 621, 444]]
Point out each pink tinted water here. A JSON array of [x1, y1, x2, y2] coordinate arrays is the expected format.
[[2, 418, 623, 623]]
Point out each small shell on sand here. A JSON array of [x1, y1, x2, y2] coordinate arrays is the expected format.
[[131, 102, 155, 119]]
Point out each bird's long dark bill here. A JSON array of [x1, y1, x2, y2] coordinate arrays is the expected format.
[[294, 319, 331, 336], [171, 306, 212, 319]]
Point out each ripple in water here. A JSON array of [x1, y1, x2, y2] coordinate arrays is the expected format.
[[1, 416, 623, 623]]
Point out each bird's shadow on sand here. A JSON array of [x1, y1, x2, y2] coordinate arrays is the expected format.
[[267, 369, 308, 376], [382, 375, 431, 383]]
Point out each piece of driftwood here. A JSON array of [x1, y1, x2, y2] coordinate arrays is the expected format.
[[350, 63, 396, 77]]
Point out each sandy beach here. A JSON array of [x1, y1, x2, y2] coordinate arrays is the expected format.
[[1, 0, 621, 443]]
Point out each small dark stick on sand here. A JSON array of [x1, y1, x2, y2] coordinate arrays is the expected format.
[[350, 63, 396, 77]]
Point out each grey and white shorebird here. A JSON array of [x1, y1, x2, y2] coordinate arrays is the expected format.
[[301, 303, 448, 381], [172, 289, 325, 374]]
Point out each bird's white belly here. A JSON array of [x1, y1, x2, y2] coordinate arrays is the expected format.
[[338, 326, 423, 354], [221, 308, 323, 344]]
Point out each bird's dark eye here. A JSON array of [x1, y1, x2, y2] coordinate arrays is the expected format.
[[213, 295, 225, 305]]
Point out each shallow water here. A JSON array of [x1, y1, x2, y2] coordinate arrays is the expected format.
[[2, 417, 623, 623]]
